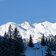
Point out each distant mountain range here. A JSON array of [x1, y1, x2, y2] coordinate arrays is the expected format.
[[0, 21, 56, 43]]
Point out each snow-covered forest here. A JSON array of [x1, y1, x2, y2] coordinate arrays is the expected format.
[[0, 21, 56, 56]]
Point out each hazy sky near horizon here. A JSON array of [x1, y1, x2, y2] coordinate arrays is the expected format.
[[0, 0, 56, 25]]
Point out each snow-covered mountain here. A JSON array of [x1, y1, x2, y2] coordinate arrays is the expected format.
[[0, 21, 56, 43]]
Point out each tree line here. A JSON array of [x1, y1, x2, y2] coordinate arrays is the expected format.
[[41, 34, 56, 56], [0, 25, 25, 56], [0, 24, 56, 56]]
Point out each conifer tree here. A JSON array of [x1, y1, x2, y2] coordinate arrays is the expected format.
[[14, 27, 25, 56], [8, 25, 14, 56], [48, 38, 51, 46], [54, 35, 56, 52], [13, 27, 19, 40], [45, 47, 53, 56], [45, 38, 48, 46], [41, 34, 46, 46], [28, 35, 34, 47], [8, 24, 12, 38]]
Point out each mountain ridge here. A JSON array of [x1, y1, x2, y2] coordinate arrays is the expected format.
[[0, 21, 56, 43]]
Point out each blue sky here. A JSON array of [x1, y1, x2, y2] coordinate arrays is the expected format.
[[0, 0, 56, 25]]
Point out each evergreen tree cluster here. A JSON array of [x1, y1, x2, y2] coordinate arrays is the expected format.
[[0, 25, 25, 56], [45, 47, 53, 56], [41, 34, 56, 52], [41, 34, 56, 56], [41, 34, 55, 56]]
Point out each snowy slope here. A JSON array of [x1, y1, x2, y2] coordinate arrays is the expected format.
[[25, 45, 56, 56], [25, 46, 46, 56], [0, 21, 56, 43]]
